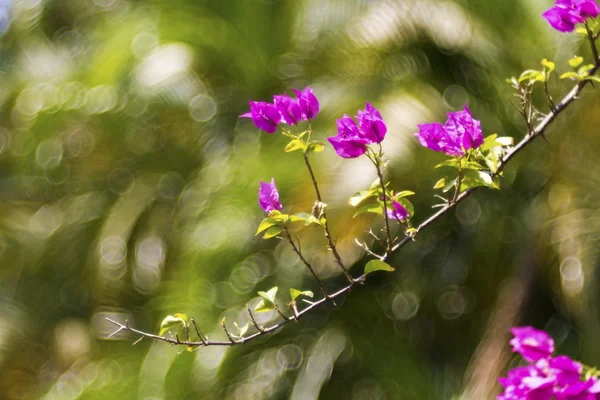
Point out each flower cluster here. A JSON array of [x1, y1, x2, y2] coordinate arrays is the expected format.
[[258, 178, 282, 213], [543, 0, 600, 33], [414, 104, 484, 156], [327, 103, 387, 158], [240, 87, 319, 133], [499, 326, 600, 400]]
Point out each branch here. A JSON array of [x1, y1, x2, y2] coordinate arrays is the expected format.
[[107, 57, 599, 349]]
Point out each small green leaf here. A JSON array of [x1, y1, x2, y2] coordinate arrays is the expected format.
[[258, 287, 278, 303], [484, 151, 500, 173], [394, 190, 415, 198], [159, 314, 188, 336], [435, 159, 460, 169], [480, 134, 499, 151], [349, 190, 376, 207], [560, 71, 582, 80], [364, 260, 395, 275], [284, 139, 306, 153], [262, 225, 283, 239], [443, 177, 458, 193], [353, 203, 383, 218], [541, 59, 555, 74], [584, 75, 600, 83], [289, 288, 314, 302], [306, 141, 325, 153], [569, 56, 584, 68], [433, 178, 446, 189], [575, 27, 588, 35], [460, 160, 485, 171], [254, 299, 274, 313], [518, 69, 545, 83], [256, 218, 281, 235]]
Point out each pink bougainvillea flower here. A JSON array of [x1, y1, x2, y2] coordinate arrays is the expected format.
[[258, 178, 282, 213]]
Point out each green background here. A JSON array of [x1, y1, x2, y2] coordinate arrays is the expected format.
[[0, 0, 598, 399]]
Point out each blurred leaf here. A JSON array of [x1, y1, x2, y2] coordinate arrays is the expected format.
[[284, 139, 306, 152], [436, 159, 460, 169], [364, 260, 395, 275], [518, 69, 545, 83], [258, 287, 278, 304], [569, 56, 584, 68], [395, 190, 415, 198], [233, 322, 249, 337], [349, 190, 376, 206], [254, 299, 273, 313], [560, 71, 583, 80], [289, 288, 314, 302], [159, 314, 188, 336], [256, 218, 282, 235], [353, 203, 383, 217], [262, 225, 283, 239], [306, 141, 325, 153], [541, 59, 555, 74], [434, 177, 446, 189]]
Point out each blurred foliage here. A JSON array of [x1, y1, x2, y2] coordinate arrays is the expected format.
[[0, 0, 599, 399]]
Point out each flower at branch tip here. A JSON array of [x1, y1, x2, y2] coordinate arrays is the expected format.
[[387, 200, 409, 221], [357, 102, 387, 143], [414, 104, 483, 156], [510, 326, 555, 362], [274, 94, 303, 126], [542, 0, 600, 33], [258, 178, 282, 213], [328, 115, 371, 158], [293, 86, 320, 120], [240, 101, 281, 133], [328, 103, 387, 158]]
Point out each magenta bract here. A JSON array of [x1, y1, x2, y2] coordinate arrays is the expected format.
[[387, 200, 409, 221], [510, 326, 555, 362], [543, 0, 600, 32], [240, 101, 281, 133], [293, 86, 320, 120], [328, 103, 387, 158], [258, 178, 282, 213], [414, 104, 483, 156], [274, 94, 303, 126]]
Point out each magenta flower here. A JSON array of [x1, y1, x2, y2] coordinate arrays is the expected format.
[[543, 0, 600, 32], [357, 102, 387, 143], [274, 94, 303, 126], [415, 104, 483, 156], [240, 101, 281, 133], [293, 86, 320, 120], [258, 178, 282, 213], [328, 103, 387, 158], [328, 115, 371, 158], [510, 326, 555, 362], [387, 200, 409, 221]]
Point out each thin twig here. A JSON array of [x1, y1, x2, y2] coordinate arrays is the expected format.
[[284, 226, 331, 301], [247, 305, 265, 333], [303, 153, 354, 283]]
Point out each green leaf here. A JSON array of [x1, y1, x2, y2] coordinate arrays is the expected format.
[[579, 64, 595, 75], [254, 299, 274, 313], [484, 151, 500, 174], [289, 213, 321, 226], [569, 56, 584, 68], [443, 177, 458, 193], [262, 225, 283, 239], [435, 159, 460, 169], [518, 69, 545, 83], [480, 134, 498, 151], [541, 59, 555, 74], [353, 203, 383, 218], [560, 71, 582, 80], [306, 141, 325, 153], [394, 190, 415, 198], [289, 288, 314, 302], [258, 287, 278, 303], [364, 260, 395, 275], [461, 160, 485, 171], [256, 218, 281, 235], [575, 27, 588, 35], [349, 190, 377, 207], [433, 178, 446, 189], [159, 314, 188, 336], [584, 75, 600, 83], [284, 139, 306, 153]]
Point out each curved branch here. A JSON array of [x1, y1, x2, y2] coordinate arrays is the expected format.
[[107, 53, 600, 349]]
